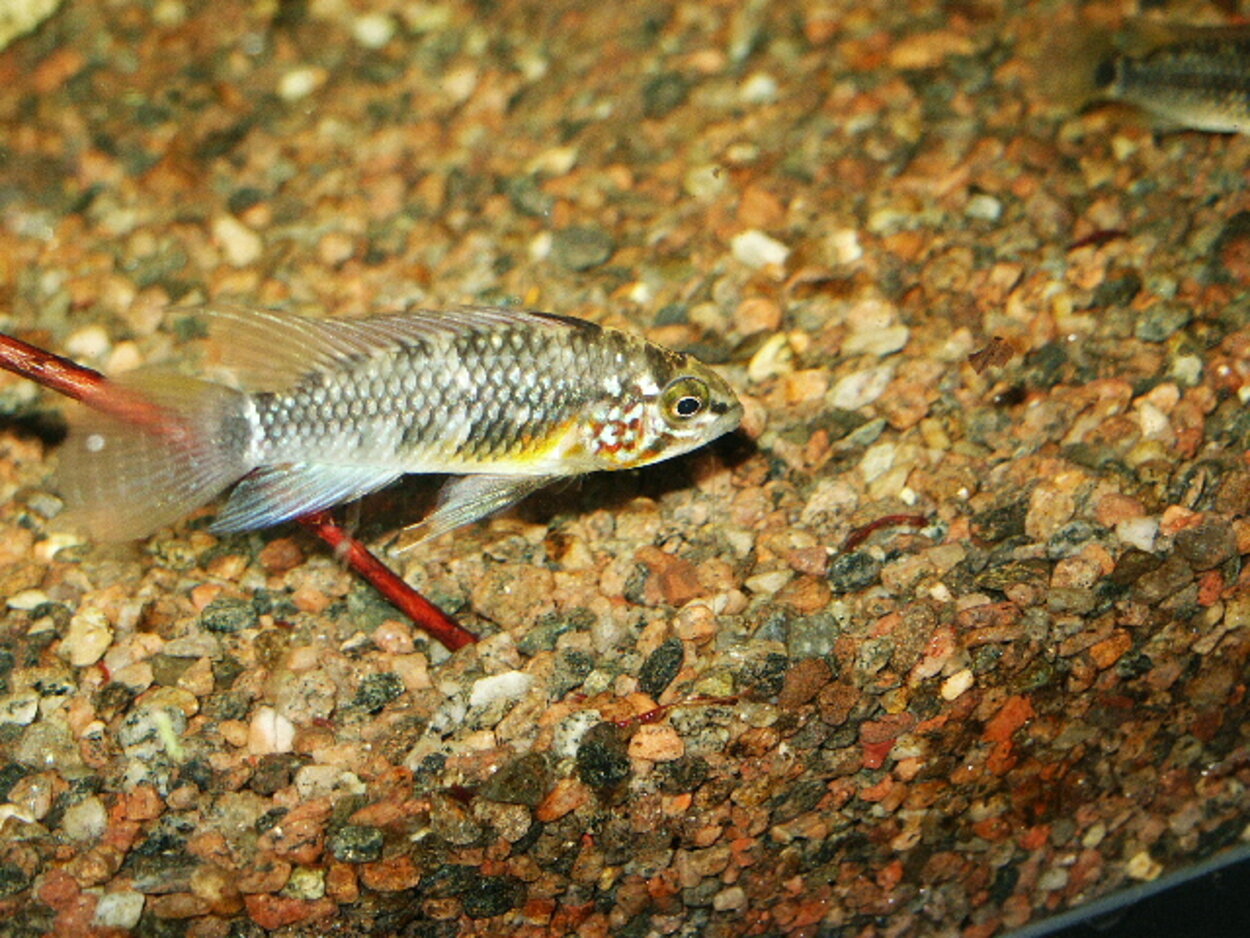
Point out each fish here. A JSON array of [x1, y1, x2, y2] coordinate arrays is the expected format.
[[54, 306, 742, 546], [1040, 23, 1250, 134]]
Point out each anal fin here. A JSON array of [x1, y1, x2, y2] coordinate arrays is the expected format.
[[211, 463, 401, 533]]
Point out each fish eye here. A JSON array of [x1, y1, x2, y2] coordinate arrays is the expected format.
[[661, 377, 709, 423]]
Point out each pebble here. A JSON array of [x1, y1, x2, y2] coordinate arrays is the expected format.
[[328, 825, 384, 863], [62, 795, 108, 841], [211, 215, 263, 267], [551, 226, 615, 271], [628, 723, 685, 761], [638, 638, 685, 698], [93, 891, 146, 929], [731, 230, 790, 268], [248, 707, 295, 755], [576, 722, 631, 788], [59, 608, 113, 667], [480, 751, 552, 806], [469, 670, 534, 708], [831, 365, 894, 409], [277, 66, 328, 102], [352, 12, 395, 48]]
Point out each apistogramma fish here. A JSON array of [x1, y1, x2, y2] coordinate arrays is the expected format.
[[1039, 22, 1250, 133], [56, 306, 742, 546]]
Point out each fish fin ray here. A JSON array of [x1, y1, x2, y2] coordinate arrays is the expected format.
[[199, 305, 595, 392], [56, 372, 252, 541], [211, 463, 401, 533], [395, 473, 558, 551]]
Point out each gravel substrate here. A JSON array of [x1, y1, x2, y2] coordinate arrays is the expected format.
[[1, 1, 1248, 936]]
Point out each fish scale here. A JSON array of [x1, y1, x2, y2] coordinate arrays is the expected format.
[[56, 306, 742, 544]]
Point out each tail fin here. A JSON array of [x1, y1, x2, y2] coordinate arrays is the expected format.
[[56, 372, 253, 540]]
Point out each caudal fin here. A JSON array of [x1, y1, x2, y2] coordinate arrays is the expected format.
[[56, 372, 253, 540]]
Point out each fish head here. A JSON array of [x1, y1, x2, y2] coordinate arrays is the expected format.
[[583, 344, 742, 470]]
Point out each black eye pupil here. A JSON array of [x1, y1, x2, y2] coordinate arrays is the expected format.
[[675, 396, 702, 417]]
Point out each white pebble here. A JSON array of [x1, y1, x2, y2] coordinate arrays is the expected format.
[[859, 440, 897, 483], [59, 609, 113, 667], [831, 365, 894, 409], [739, 72, 778, 104], [0, 692, 39, 726], [965, 193, 1002, 221], [843, 323, 910, 357], [294, 764, 366, 799], [940, 668, 974, 701], [248, 706, 294, 755], [468, 671, 533, 708], [747, 333, 793, 383], [93, 891, 145, 929], [62, 795, 108, 842], [352, 13, 395, 48], [7, 589, 49, 610], [553, 709, 601, 759], [1116, 517, 1159, 552], [64, 324, 111, 361], [1136, 401, 1170, 439], [828, 228, 863, 264], [731, 229, 790, 268], [744, 570, 794, 595], [277, 65, 327, 101], [212, 215, 262, 267]]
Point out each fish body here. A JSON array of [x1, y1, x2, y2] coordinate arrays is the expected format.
[[1095, 26, 1250, 133], [57, 307, 742, 543]]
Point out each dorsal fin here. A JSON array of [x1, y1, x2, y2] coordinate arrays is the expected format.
[[198, 305, 595, 392]]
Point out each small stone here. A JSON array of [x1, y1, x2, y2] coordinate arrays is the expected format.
[[480, 751, 552, 807], [642, 71, 689, 118], [277, 66, 327, 101], [92, 891, 146, 929], [1126, 850, 1163, 881], [468, 670, 534, 708], [462, 875, 526, 919], [777, 658, 833, 709], [259, 537, 304, 573], [634, 546, 707, 607], [576, 722, 631, 788], [747, 333, 794, 382], [327, 824, 385, 863], [60, 608, 113, 667], [282, 866, 326, 900], [828, 551, 882, 593], [1116, 517, 1159, 552], [831, 365, 893, 409], [0, 691, 38, 726], [199, 596, 258, 633], [731, 229, 790, 268], [62, 795, 108, 842], [1174, 520, 1237, 571], [536, 777, 590, 822], [966, 193, 1003, 221], [1135, 304, 1191, 343], [638, 638, 685, 698], [353, 672, 406, 713], [248, 706, 295, 755], [352, 12, 395, 48], [940, 669, 974, 701], [739, 71, 779, 104], [211, 215, 263, 267], [551, 226, 615, 271], [628, 724, 684, 761]]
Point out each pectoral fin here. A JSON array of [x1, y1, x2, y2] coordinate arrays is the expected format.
[[212, 463, 401, 533], [395, 474, 558, 551]]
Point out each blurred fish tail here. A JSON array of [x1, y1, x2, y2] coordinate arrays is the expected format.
[[57, 372, 254, 540]]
